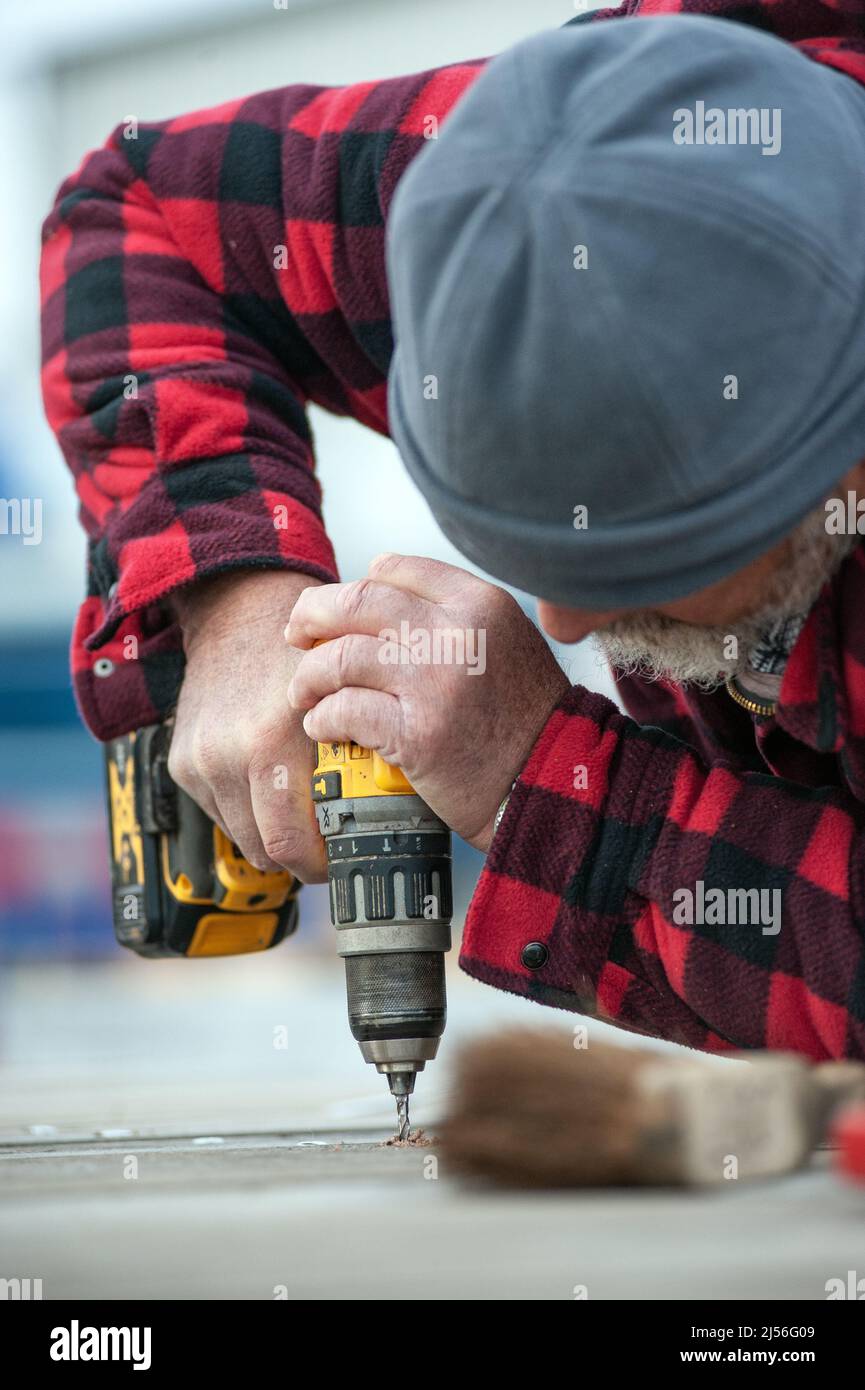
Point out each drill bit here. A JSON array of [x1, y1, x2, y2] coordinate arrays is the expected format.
[[395, 1094, 410, 1142], [387, 1070, 416, 1141]]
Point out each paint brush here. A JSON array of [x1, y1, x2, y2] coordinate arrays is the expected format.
[[440, 1029, 865, 1187]]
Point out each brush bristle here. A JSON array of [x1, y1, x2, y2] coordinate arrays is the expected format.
[[441, 1028, 658, 1187]]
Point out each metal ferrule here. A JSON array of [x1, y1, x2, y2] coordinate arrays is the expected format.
[[336, 921, 451, 957], [359, 1038, 441, 1066]]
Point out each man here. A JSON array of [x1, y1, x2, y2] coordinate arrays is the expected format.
[[41, 2, 865, 1058]]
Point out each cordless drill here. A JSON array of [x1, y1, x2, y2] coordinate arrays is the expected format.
[[104, 723, 300, 957], [312, 742, 452, 1138], [105, 724, 452, 1137]]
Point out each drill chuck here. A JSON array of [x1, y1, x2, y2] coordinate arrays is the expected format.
[[313, 773, 452, 1102]]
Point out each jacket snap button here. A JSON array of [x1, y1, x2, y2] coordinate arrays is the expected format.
[[94, 658, 115, 678], [520, 941, 548, 970]]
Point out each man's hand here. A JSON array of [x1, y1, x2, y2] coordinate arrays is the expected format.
[[286, 554, 569, 851], [168, 569, 327, 882]]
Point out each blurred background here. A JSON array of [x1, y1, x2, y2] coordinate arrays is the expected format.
[[0, 0, 629, 1142]]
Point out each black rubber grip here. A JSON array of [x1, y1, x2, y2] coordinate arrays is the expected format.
[[327, 830, 452, 925]]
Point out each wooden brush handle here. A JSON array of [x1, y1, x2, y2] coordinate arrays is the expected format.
[[810, 1062, 865, 1141]]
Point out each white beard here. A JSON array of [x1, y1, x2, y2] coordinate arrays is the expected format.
[[594, 506, 858, 690]]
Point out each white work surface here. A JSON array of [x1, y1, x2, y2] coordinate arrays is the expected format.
[[1, 957, 863, 1301]]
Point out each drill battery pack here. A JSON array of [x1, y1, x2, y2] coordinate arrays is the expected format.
[[104, 723, 300, 958]]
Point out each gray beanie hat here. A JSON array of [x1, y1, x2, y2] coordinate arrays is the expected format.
[[385, 16, 865, 609]]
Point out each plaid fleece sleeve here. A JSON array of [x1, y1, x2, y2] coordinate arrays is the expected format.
[[460, 687, 865, 1061], [40, 64, 485, 738]]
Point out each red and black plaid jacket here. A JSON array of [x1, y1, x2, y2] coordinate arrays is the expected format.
[[41, 0, 865, 1059]]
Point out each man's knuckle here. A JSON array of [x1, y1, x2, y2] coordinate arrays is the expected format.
[[391, 699, 416, 757], [290, 588, 312, 622], [487, 584, 516, 620], [247, 748, 282, 784], [167, 742, 191, 787], [339, 577, 372, 621], [331, 633, 358, 686], [191, 731, 227, 782], [261, 827, 307, 865], [371, 553, 400, 579]]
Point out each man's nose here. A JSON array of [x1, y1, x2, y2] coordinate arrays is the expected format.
[[536, 599, 620, 644]]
